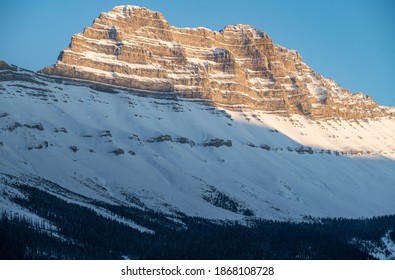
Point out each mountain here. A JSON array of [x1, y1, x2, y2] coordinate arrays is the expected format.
[[1, 5, 395, 259], [41, 5, 389, 120]]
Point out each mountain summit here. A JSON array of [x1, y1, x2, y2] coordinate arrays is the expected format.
[[42, 5, 386, 119], [1, 5, 395, 259], [1, 4, 394, 222]]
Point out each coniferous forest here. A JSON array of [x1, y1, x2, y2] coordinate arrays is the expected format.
[[1, 182, 394, 260]]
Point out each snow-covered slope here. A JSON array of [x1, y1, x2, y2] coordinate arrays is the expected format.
[[1, 63, 394, 223]]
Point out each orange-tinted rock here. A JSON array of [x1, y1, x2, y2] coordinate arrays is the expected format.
[[42, 5, 386, 119]]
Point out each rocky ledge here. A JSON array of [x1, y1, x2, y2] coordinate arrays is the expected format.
[[42, 5, 387, 119]]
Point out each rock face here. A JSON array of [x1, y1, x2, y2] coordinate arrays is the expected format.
[[42, 5, 386, 119]]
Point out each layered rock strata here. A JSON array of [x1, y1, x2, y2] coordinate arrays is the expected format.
[[42, 5, 385, 119]]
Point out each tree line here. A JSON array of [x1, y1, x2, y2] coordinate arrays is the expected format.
[[1, 182, 394, 260]]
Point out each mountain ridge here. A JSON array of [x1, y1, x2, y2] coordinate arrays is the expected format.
[[1, 60, 395, 223], [1, 5, 395, 260], [41, 5, 389, 119]]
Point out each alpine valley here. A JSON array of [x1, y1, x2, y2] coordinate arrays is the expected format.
[[1, 5, 395, 260]]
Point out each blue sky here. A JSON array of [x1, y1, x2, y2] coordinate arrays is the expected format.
[[1, 0, 394, 106]]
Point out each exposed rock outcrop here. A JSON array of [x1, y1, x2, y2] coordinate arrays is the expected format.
[[41, 6, 386, 119]]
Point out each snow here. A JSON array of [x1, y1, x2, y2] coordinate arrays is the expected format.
[[111, 5, 145, 18], [56, 62, 170, 84], [0, 70, 395, 226], [0, 182, 52, 225], [374, 231, 395, 260], [306, 82, 327, 101], [354, 231, 395, 260], [80, 51, 160, 70], [249, 77, 275, 86]]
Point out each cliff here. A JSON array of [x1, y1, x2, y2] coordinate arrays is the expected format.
[[42, 5, 386, 119]]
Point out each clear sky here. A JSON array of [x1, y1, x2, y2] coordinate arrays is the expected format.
[[1, 0, 394, 106]]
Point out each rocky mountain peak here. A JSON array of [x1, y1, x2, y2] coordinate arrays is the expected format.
[[42, 5, 388, 119]]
